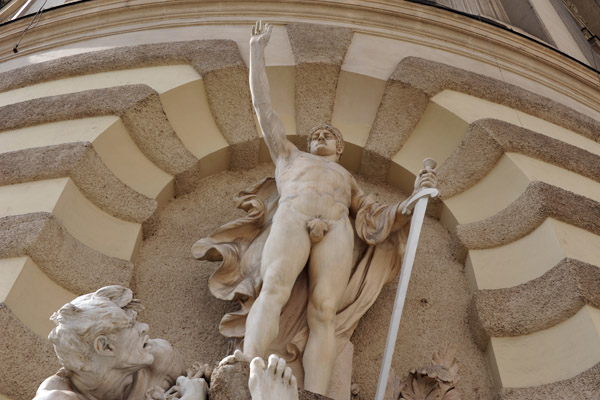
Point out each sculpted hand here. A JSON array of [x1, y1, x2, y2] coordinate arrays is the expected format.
[[250, 20, 273, 48], [414, 168, 437, 190], [175, 376, 208, 400]]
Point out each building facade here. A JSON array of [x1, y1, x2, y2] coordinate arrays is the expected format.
[[0, 1, 599, 399]]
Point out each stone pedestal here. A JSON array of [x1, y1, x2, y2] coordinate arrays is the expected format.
[[210, 361, 332, 400]]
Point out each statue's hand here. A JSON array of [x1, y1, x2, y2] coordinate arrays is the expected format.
[[175, 376, 208, 399], [414, 168, 437, 191], [250, 20, 273, 48]]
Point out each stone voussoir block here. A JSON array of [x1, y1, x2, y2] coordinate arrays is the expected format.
[[469, 258, 600, 349], [0, 143, 157, 223], [0, 85, 198, 177], [456, 181, 600, 250], [0, 212, 134, 295], [287, 23, 353, 140], [437, 118, 600, 199]]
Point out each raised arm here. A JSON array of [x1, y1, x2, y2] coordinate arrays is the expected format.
[[250, 21, 295, 162]]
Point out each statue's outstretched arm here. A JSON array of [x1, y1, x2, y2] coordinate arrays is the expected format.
[[250, 21, 294, 161]]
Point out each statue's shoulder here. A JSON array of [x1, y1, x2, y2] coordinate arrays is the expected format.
[[34, 374, 82, 400]]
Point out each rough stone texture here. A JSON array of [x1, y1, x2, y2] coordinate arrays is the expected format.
[[287, 23, 353, 144], [287, 23, 352, 65], [395, 57, 600, 143], [500, 361, 600, 400], [0, 143, 157, 223], [210, 362, 252, 400], [0, 85, 198, 176], [0, 40, 245, 93], [437, 119, 600, 198], [456, 181, 600, 250], [200, 63, 259, 171], [359, 148, 394, 185], [436, 121, 505, 199], [0, 304, 59, 400], [0, 40, 258, 171], [128, 164, 494, 400], [469, 258, 600, 349], [0, 213, 134, 295], [361, 80, 429, 182]]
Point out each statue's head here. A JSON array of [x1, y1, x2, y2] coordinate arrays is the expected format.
[[308, 123, 344, 160], [48, 286, 154, 373]]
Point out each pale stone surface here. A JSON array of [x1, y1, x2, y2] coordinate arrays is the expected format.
[[0, 141, 157, 223]]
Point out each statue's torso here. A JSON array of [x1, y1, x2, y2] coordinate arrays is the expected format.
[[275, 150, 353, 221]]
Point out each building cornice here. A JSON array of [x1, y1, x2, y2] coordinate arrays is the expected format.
[[0, 1, 598, 109]]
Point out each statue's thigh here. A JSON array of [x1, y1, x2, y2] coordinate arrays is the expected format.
[[261, 213, 311, 285], [307, 219, 354, 304]]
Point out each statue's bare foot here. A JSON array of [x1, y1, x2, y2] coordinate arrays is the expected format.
[[249, 354, 298, 400], [219, 349, 252, 366]]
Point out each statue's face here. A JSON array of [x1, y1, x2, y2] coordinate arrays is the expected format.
[[110, 320, 154, 371], [309, 128, 338, 158]]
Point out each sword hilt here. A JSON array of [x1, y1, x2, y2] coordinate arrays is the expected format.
[[423, 158, 437, 171]]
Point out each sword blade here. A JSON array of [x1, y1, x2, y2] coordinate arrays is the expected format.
[[374, 195, 430, 400]]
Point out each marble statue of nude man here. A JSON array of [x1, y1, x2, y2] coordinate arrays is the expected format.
[[34, 285, 299, 400], [225, 21, 437, 396]]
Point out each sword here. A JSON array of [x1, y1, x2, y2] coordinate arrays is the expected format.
[[374, 158, 439, 400]]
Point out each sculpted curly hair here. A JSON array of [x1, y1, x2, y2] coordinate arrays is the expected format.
[[308, 123, 344, 156], [48, 286, 144, 372]]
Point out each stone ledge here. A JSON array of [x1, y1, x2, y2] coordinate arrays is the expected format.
[[0, 85, 198, 176], [437, 119, 600, 198], [0, 40, 258, 171], [469, 258, 600, 348], [0, 213, 134, 295], [395, 57, 600, 143], [0, 143, 157, 223], [0, 40, 244, 93], [456, 181, 600, 249], [361, 56, 600, 182]]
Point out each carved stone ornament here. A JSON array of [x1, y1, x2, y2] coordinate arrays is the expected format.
[[385, 344, 461, 400]]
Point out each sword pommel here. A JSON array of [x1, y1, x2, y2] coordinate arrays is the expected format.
[[423, 158, 437, 170]]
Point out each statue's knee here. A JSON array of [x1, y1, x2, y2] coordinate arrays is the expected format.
[[307, 299, 336, 326], [260, 283, 291, 305]]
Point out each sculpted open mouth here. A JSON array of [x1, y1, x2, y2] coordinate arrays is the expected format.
[[142, 335, 150, 350]]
